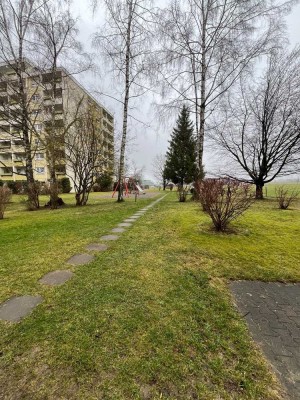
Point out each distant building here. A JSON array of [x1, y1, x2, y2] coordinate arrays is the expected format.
[[0, 60, 114, 184]]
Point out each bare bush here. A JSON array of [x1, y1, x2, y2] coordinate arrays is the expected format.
[[26, 183, 40, 211], [275, 186, 299, 210], [0, 186, 12, 219], [196, 179, 254, 232]]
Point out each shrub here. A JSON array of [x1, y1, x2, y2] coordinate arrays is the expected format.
[[0, 186, 12, 219], [26, 182, 40, 211], [96, 172, 113, 192], [93, 184, 101, 192], [59, 177, 72, 193], [0, 180, 3, 187], [2, 180, 27, 194], [196, 179, 254, 232], [275, 186, 299, 209]]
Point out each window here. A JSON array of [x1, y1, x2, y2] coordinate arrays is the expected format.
[[36, 167, 44, 173], [35, 153, 44, 160], [31, 109, 40, 116], [34, 124, 42, 132], [32, 94, 40, 102]]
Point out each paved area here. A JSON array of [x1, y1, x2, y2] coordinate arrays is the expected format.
[[39, 270, 73, 286], [230, 281, 300, 400], [118, 222, 132, 227], [0, 295, 43, 322], [67, 253, 95, 266]]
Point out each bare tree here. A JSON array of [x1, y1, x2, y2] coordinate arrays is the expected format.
[[31, 1, 87, 209], [156, 0, 298, 177], [0, 0, 47, 209], [152, 153, 166, 189], [214, 48, 300, 199], [93, 0, 153, 202], [64, 106, 106, 206]]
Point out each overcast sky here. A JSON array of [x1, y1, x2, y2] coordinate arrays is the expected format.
[[72, 1, 300, 182]]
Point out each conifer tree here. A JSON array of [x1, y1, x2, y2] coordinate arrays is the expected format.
[[164, 106, 196, 186]]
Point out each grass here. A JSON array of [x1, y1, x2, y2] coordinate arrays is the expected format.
[[0, 186, 299, 399]]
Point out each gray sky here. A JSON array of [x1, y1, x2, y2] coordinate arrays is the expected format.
[[72, 1, 300, 182]]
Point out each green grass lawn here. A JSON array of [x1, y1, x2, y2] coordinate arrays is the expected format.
[[0, 187, 299, 399]]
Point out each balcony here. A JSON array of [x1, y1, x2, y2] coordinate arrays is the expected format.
[[0, 141, 11, 150], [0, 168, 13, 176], [42, 71, 62, 84], [43, 88, 63, 99]]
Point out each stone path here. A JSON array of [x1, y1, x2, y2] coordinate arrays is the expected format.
[[0, 194, 167, 323], [0, 295, 43, 322], [230, 281, 300, 400]]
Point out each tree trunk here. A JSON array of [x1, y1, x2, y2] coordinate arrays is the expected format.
[[255, 183, 264, 200], [117, 1, 133, 202], [198, 9, 207, 179]]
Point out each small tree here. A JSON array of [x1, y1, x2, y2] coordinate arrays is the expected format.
[[275, 186, 299, 210], [196, 179, 254, 232], [0, 186, 12, 219], [65, 109, 105, 206], [164, 106, 197, 187]]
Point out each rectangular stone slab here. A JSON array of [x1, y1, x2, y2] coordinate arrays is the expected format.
[[0, 295, 43, 322], [67, 253, 95, 266], [39, 270, 73, 286]]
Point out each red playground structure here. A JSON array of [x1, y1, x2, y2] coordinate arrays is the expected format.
[[112, 177, 145, 198]]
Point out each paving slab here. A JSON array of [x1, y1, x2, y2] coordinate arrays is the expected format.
[[39, 270, 73, 286], [0, 295, 43, 322], [100, 234, 119, 241], [230, 281, 300, 400], [123, 219, 135, 223], [86, 243, 108, 252], [111, 228, 126, 233], [118, 223, 132, 227], [67, 253, 95, 266]]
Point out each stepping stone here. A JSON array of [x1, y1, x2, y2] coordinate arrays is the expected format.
[[67, 253, 95, 266], [124, 219, 135, 223], [111, 228, 125, 233], [39, 270, 73, 286], [118, 223, 132, 227], [0, 295, 43, 322], [86, 243, 108, 252], [100, 235, 119, 241]]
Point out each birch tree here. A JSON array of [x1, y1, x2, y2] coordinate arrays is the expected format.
[[213, 48, 300, 199], [0, 0, 46, 209], [93, 0, 153, 202], [156, 0, 298, 178]]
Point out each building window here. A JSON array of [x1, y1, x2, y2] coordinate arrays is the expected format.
[[35, 153, 44, 160], [31, 109, 40, 116], [34, 124, 42, 132], [36, 167, 45, 173], [32, 94, 40, 102]]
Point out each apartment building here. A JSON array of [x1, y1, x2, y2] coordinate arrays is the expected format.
[[0, 60, 114, 185]]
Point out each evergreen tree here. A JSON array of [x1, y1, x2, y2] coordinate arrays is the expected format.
[[164, 106, 197, 186]]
